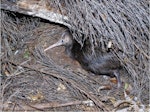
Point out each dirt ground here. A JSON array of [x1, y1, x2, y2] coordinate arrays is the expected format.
[[1, 11, 149, 111]]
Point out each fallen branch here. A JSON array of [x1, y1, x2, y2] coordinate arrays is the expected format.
[[1, 0, 70, 27], [25, 100, 94, 110]]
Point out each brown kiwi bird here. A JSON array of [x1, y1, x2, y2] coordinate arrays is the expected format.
[[44, 30, 122, 87]]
